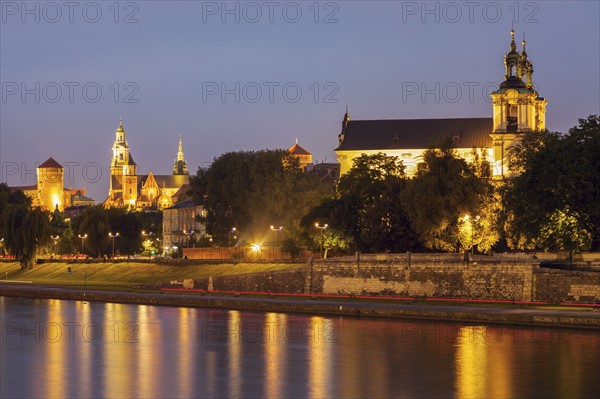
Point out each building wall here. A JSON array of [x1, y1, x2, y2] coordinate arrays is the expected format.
[[163, 205, 205, 250], [337, 147, 494, 177]]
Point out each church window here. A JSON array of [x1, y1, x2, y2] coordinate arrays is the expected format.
[[507, 104, 518, 132]]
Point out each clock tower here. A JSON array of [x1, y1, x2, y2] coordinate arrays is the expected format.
[[108, 119, 138, 206], [490, 30, 547, 177]]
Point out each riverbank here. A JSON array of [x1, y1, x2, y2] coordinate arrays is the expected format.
[[1, 284, 599, 329], [0, 261, 303, 288]]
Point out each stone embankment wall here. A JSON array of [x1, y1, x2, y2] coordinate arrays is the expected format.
[[194, 269, 306, 294], [310, 261, 535, 301], [189, 257, 599, 303]]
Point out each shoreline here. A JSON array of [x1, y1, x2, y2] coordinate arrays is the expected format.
[[2, 284, 599, 329]]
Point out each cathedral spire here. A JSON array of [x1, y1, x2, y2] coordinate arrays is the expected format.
[[177, 134, 184, 161], [173, 134, 189, 175], [510, 27, 516, 51], [115, 118, 126, 142]]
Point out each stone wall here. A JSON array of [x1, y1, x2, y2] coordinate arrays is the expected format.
[[185, 258, 599, 303], [194, 268, 306, 294], [309, 260, 535, 301], [534, 268, 600, 303]]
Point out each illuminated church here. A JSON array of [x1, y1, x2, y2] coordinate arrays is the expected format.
[[103, 120, 190, 210], [336, 30, 547, 178]]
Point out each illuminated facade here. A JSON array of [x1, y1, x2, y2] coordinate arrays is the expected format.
[[162, 200, 206, 250], [336, 31, 546, 179], [104, 120, 190, 209], [490, 30, 547, 176], [12, 157, 94, 212]]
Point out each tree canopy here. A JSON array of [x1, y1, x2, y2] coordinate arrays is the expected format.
[[505, 115, 600, 251], [189, 149, 332, 245]]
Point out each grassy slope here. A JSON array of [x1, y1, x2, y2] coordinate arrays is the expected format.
[[0, 261, 303, 288]]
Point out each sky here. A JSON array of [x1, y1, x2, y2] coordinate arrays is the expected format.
[[1, 0, 599, 202]]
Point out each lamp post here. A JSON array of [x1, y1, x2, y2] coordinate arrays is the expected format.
[[183, 230, 194, 248], [108, 232, 119, 259], [84, 271, 87, 290], [270, 225, 283, 243], [0, 238, 4, 257], [315, 223, 328, 258], [270, 226, 283, 261], [51, 235, 59, 255], [228, 227, 237, 247], [78, 234, 87, 255]]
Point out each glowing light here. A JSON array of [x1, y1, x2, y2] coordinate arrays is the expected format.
[[251, 243, 261, 252], [51, 193, 61, 209]]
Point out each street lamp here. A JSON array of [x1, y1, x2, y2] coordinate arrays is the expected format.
[[51, 235, 60, 255], [315, 222, 328, 258], [78, 234, 87, 255], [183, 230, 194, 248], [251, 243, 261, 259], [228, 227, 237, 247], [270, 225, 283, 260], [108, 232, 119, 259], [270, 225, 283, 243]]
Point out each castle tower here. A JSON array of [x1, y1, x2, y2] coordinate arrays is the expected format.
[[173, 135, 189, 175], [37, 157, 65, 211], [108, 119, 138, 206], [490, 30, 547, 177], [288, 139, 313, 170]]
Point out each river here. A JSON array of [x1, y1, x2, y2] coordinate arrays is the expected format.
[[1, 296, 598, 398]]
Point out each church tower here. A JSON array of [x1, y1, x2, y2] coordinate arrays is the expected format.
[[108, 119, 138, 206], [490, 30, 547, 177], [173, 135, 189, 175]]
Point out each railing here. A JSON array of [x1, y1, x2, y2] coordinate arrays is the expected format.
[[319, 252, 541, 264]]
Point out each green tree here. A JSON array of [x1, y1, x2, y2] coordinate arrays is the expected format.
[[402, 139, 496, 252], [505, 116, 599, 250], [78, 206, 110, 257], [4, 205, 51, 269], [189, 149, 331, 245], [304, 153, 418, 253], [106, 208, 143, 256]]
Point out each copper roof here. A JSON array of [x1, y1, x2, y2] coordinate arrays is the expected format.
[[336, 118, 493, 151]]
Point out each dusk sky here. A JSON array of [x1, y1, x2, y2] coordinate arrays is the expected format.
[[1, 1, 598, 202]]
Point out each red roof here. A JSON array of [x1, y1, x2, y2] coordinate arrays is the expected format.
[[288, 143, 311, 156], [38, 157, 63, 169]]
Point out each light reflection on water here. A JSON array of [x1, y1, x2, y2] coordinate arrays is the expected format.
[[1, 296, 599, 399]]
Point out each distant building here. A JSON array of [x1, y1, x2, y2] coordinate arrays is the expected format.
[[162, 200, 206, 252], [11, 157, 94, 212], [104, 120, 191, 210], [288, 141, 313, 170], [335, 30, 547, 179], [306, 162, 340, 189]]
